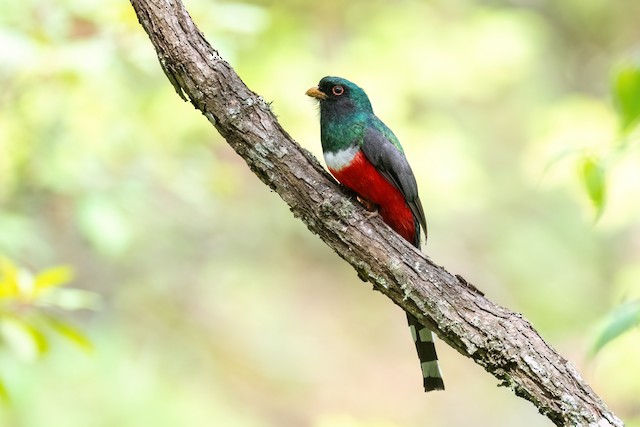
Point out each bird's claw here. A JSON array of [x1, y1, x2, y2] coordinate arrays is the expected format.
[[364, 210, 379, 219], [357, 196, 379, 219]]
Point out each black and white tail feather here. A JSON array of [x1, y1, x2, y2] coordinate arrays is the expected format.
[[409, 220, 445, 392], [407, 313, 444, 391]]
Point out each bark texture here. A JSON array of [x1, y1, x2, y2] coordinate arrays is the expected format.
[[129, 0, 623, 425]]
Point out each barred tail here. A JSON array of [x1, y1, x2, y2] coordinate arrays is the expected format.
[[407, 313, 445, 392]]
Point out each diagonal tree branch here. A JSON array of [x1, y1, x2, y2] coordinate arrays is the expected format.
[[129, 0, 623, 425]]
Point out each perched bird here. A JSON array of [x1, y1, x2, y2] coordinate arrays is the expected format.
[[306, 76, 444, 392]]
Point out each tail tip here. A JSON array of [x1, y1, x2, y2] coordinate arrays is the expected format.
[[423, 377, 445, 392]]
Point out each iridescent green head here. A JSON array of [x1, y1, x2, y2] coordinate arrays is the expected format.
[[306, 76, 373, 118]]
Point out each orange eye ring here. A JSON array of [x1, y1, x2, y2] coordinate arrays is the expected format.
[[332, 85, 344, 96]]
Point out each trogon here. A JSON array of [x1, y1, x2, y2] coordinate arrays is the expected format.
[[306, 76, 444, 392]]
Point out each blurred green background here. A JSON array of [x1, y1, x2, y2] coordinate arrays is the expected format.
[[1, 0, 640, 426]]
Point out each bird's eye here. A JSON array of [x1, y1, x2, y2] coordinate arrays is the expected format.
[[332, 85, 344, 96]]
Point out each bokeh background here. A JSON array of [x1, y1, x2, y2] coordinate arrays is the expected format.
[[1, 0, 640, 426]]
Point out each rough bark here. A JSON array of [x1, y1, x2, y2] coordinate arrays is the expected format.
[[128, 0, 623, 425]]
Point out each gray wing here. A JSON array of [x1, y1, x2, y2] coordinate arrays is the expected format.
[[361, 126, 428, 245]]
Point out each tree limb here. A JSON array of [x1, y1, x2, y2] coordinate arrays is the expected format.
[[128, 0, 623, 425]]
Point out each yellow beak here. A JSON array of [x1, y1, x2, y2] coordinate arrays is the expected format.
[[305, 86, 328, 100]]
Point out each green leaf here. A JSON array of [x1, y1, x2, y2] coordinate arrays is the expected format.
[[44, 316, 93, 353], [0, 317, 49, 361], [0, 257, 20, 299], [0, 377, 10, 405], [579, 156, 606, 220], [34, 265, 74, 294], [612, 58, 640, 133], [591, 300, 640, 356]]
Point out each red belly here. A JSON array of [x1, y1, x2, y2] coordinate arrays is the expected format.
[[328, 150, 416, 243]]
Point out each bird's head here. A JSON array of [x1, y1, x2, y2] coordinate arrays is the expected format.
[[306, 76, 373, 116]]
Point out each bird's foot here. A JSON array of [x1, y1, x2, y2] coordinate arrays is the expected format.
[[357, 197, 379, 219], [365, 210, 379, 219]]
